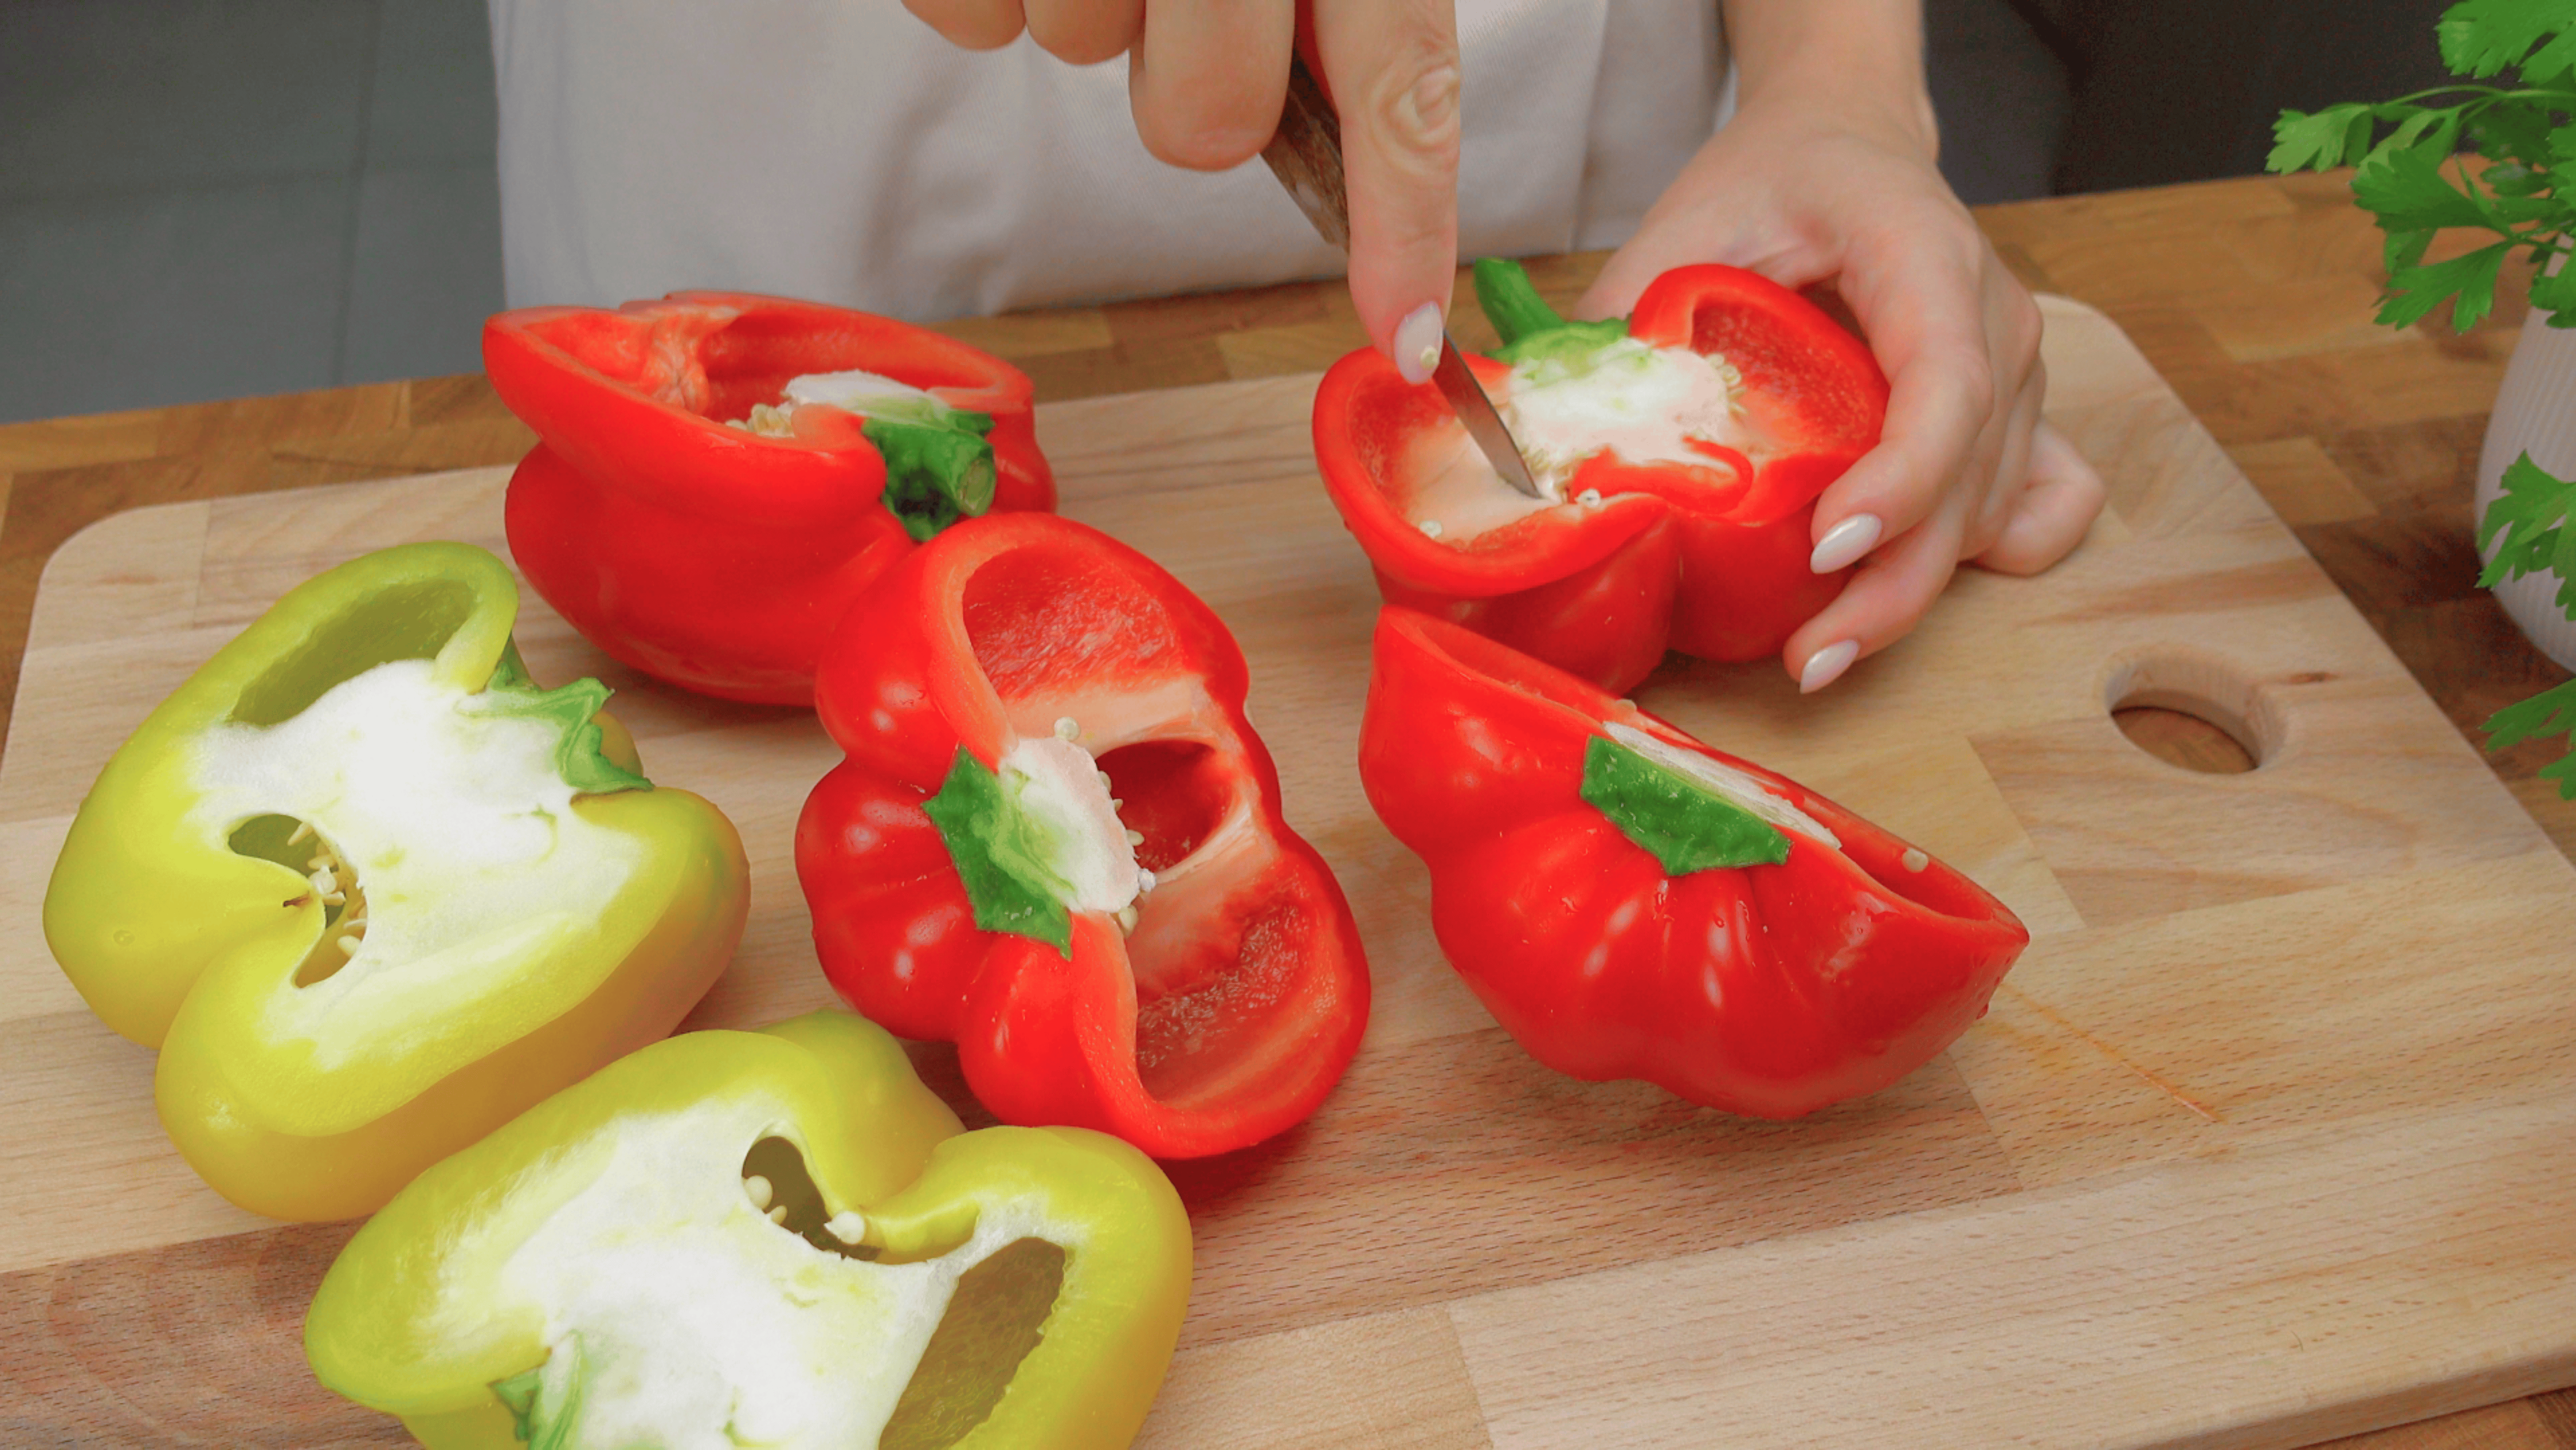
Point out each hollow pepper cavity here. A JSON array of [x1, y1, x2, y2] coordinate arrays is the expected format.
[[305, 1010, 1191, 1450], [42, 543, 749, 1220], [797, 513, 1370, 1159], [485, 291, 1055, 706], [1358, 608, 2028, 1118], [1313, 259, 1890, 694]]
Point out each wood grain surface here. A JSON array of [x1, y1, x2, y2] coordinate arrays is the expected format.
[[6, 278, 2576, 1447], [2, 173, 2572, 1448]]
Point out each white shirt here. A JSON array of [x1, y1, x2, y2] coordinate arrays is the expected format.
[[490, 0, 1728, 319]]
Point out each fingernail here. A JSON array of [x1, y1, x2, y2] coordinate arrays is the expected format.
[[1799, 639, 1860, 694], [1393, 302, 1444, 386], [1809, 513, 1883, 574]]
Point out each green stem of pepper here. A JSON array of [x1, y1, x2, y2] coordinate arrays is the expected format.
[[865, 408, 999, 544], [1473, 257, 1568, 347], [1471, 258, 1629, 370], [475, 647, 652, 796], [1578, 734, 1788, 875], [920, 748, 1076, 955]]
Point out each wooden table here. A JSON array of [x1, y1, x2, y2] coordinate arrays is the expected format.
[[3, 172, 2570, 1448]]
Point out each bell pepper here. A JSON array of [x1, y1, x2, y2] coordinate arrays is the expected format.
[[1358, 607, 2027, 1118], [42, 542, 750, 1221], [1312, 258, 1890, 695], [305, 1009, 1191, 1450], [485, 290, 1056, 706], [796, 513, 1370, 1160]]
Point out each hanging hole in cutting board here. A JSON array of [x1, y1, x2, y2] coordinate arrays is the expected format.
[[2104, 650, 2284, 775]]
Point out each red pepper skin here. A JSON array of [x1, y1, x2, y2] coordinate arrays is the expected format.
[[485, 291, 1054, 706], [1359, 607, 2027, 1118], [1313, 265, 1887, 694], [797, 513, 1370, 1159]]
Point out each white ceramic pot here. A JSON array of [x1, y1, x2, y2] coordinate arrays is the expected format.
[[2475, 304, 2576, 671]]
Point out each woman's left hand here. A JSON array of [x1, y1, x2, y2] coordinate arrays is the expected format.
[[1578, 11, 2105, 694]]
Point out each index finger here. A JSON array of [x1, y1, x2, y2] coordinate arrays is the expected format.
[[902, 0, 1028, 51], [1311, 0, 1461, 382], [1129, 0, 1296, 171]]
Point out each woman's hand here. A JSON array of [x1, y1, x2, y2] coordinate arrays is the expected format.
[[904, 0, 1465, 384], [1580, 0, 2106, 693]]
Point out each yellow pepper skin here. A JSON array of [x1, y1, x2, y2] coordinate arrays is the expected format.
[[306, 1010, 1193, 1450], [42, 542, 750, 1221]]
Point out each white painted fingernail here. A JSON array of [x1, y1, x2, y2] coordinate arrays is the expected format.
[[1809, 514, 1883, 574], [1799, 639, 1860, 694], [1393, 302, 1444, 386]]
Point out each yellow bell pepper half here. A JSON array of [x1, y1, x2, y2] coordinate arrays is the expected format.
[[43, 542, 750, 1221], [306, 1010, 1193, 1450]]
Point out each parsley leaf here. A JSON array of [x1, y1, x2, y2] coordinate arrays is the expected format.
[[2479, 451, 2576, 607], [2390, 107, 2456, 153], [2438, 0, 2570, 77], [2353, 140, 2493, 232], [2475, 453, 2576, 797], [2298, 2, 2576, 796], [2474, 102, 2560, 171], [2269, 1, 2576, 332], [2531, 248, 2576, 317], [2488, 679, 2576, 798], [2385, 227, 2439, 274], [2380, 239, 2513, 329], [2269, 104, 2377, 172]]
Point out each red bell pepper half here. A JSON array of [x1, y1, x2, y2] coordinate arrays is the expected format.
[[797, 513, 1370, 1158], [486, 291, 1055, 706], [1360, 607, 2026, 1119], [1313, 260, 1889, 695]]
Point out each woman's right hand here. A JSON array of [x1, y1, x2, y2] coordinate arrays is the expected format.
[[903, 0, 1465, 384]]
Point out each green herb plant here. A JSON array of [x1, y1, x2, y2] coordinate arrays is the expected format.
[[2269, 0, 2576, 794], [2267, 0, 2576, 330], [2478, 453, 2576, 795]]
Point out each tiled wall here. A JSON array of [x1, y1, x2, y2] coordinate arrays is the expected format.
[[0, 0, 501, 425]]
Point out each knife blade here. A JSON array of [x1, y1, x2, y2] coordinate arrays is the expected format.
[[1259, 54, 1545, 500]]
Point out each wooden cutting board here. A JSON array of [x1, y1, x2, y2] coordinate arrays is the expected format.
[[4, 298, 2572, 1449]]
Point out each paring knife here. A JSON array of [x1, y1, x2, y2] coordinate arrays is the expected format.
[[1259, 54, 1546, 499]]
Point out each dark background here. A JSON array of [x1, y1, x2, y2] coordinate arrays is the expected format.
[[2013, 0, 2447, 196], [0, 0, 2455, 424]]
